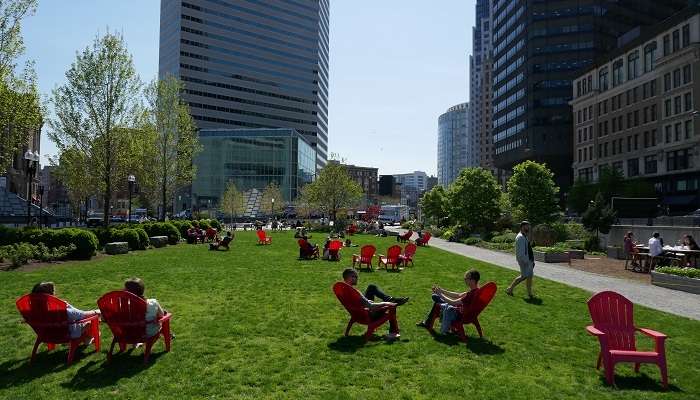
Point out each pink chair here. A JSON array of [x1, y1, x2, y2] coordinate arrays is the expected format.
[[586, 291, 668, 388]]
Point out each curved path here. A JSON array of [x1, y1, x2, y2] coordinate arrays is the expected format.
[[390, 228, 700, 321]]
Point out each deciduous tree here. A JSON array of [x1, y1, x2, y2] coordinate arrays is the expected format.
[[507, 161, 560, 226], [447, 167, 501, 232], [259, 181, 284, 217], [420, 185, 449, 227], [304, 162, 362, 222], [220, 181, 245, 222]]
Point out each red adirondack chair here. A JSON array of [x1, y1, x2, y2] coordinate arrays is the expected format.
[[328, 240, 343, 261], [397, 230, 413, 243], [400, 243, 417, 267], [586, 291, 668, 388], [378, 245, 403, 271], [15, 293, 100, 365], [449, 282, 497, 343], [332, 281, 397, 342], [416, 232, 432, 246], [257, 229, 272, 245], [205, 227, 217, 242], [97, 291, 172, 363], [352, 245, 376, 271], [298, 239, 318, 259]]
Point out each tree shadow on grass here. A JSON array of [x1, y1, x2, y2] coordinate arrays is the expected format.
[[0, 346, 98, 388], [60, 350, 165, 391], [600, 373, 682, 392]]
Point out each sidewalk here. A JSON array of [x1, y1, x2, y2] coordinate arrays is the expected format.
[[389, 228, 700, 321]]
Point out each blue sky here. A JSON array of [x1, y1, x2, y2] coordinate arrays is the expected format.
[[22, 1, 473, 176]]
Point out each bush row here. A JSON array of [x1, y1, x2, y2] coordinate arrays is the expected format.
[[0, 227, 98, 260], [141, 222, 181, 245], [93, 227, 150, 250], [0, 243, 77, 268], [655, 266, 700, 279]]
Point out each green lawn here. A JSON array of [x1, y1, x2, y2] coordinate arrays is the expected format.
[[1, 231, 699, 399]]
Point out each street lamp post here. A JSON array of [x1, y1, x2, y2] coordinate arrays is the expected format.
[[128, 175, 136, 223], [38, 185, 44, 228], [23, 150, 39, 226], [271, 198, 275, 219]]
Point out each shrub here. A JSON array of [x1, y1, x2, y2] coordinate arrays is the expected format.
[[491, 231, 516, 243], [427, 226, 444, 238], [584, 234, 602, 252], [655, 267, 700, 279], [477, 241, 514, 252], [441, 229, 454, 241], [197, 219, 211, 230], [142, 222, 181, 245], [564, 222, 588, 241], [464, 237, 482, 245], [170, 220, 194, 239], [533, 245, 568, 254], [6, 243, 33, 268], [532, 224, 559, 246]]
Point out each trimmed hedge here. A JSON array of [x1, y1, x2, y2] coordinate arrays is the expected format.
[[464, 237, 482, 245], [655, 266, 700, 279], [142, 222, 180, 245], [93, 227, 149, 250], [0, 227, 98, 260], [170, 220, 194, 239], [491, 232, 516, 243]]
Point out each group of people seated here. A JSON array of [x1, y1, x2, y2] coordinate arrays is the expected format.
[[209, 231, 233, 251], [30, 278, 167, 340], [624, 231, 700, 268], [339, 267, 482, 339]]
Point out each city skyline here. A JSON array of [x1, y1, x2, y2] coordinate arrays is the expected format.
[[20, 0, 473, 177]]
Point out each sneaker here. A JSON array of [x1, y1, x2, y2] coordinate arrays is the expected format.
[[386, 332, 401, 340], [416, 321, 429, 329], [393, 297, 410, 306]]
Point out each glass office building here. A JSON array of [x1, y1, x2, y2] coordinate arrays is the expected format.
[[192, 128, 315, 206], [437, 103, 469, 186], [158, 0, 330, 170]]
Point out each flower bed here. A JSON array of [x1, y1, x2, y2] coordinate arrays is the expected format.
[[651, 267, 700, 294]]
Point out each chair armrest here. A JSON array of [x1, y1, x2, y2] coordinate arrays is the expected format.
[[586, 325, 605, 337], [76, 313, 100, 324], [159, 312, 173, 323], [637, 327, 667, 339]]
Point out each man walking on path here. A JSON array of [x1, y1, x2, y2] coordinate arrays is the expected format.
[[506, 221, 535, 298]]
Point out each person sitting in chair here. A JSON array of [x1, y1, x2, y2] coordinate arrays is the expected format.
[[124, 278, 167, 339], [31, 281, 100, 340], [341, 268, 409, 339], [416, 269, 481, 334], [209, 231, 233, 251], [299, 236, 320, 259]]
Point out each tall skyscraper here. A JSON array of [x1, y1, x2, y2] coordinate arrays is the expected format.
[[158, 0, 330, 169], [469, 0, 495, 173], [490, 0, 687, 189], [437, 102, 469, 186]]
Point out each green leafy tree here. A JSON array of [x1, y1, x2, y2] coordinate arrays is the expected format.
[[220, 181, 245, 223], [259, 182, 284, 217], [293, 185, 315, 219], [507, 160, 560, 225], [304, 162, 363, 222], [582, 192, 617, 239], [447, 167, 501, 233], [0, 0, 42, 174], [51, 148, 96, 220], [567, 178, 596, 215], [420, 185, 449, 227], [142, 74, 200, 220], [598, 166, 624, 203], [49, 32, 142, 225]]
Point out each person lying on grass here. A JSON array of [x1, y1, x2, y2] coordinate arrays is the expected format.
[[124, 278, 168, 339], [31, 281, 100, 340], [342, 268, 409, 340], [416, 269, 480, 334]]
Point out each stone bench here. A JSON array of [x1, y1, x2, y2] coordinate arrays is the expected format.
[[105, 242, 129, 255], [149, 236, 169, 248]]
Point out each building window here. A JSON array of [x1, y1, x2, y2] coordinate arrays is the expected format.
[[673, 68, 681, 88], [675, 122, 682, 141], [651, 104, 657, 121], [663, 34, 670, 56], [627, 158, 639, 177], [645, 155, 657, 174], [650, 79, 656, 96], [664, 73, 671, 92], [665, 98, 672, 117], [685, 92, 692, 111], [672, 29, 680, 52], [612, 161, 623, 174], [683, 65, 691, 84], [674, 95, 682, 115], [627, 136, 632, 152], [599, 67, 609, 91], [682, 24, 690, 47], [651, 129, 657, 146], [667, 148, 690, 171], [627, 50, 639, 80], [665, 125, 672, 143], [612, 59, 624, 86], [634, 110, 639, 127], [644, 42, 656, 72], [577, 80, 582, 97], [685, 120, 692, 139], [634, 133, 639, 150]]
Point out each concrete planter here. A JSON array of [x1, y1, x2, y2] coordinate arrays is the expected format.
[[607, 246, 624, 259], [105, 242, 129, 255], [534, 250, 570, 263], [651, 271, 700, 295], [568, 249, 585, 259], [150, 236, 169, 248]]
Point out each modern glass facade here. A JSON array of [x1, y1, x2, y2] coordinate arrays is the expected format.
[[192, 128, 316, 205], [490, 0, 687, 189], [437, 103, 469, 186], [469, 0, 493, 172], [158, 0, 330, 169]]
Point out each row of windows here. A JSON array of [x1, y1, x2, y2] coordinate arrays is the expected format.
[[181, 75, 313, 106], [493, 5, 524, 42], [663, 120, 694, 143], [189, 101, 317, 126], [493, 73, 523, 100], [535, 80, 571, 90], [663, 65, 692, 92], [534, 41, 594, 55], [532, 24, 593, 38], [493, 106, 525, 129], [494, 39, 523, 71], [534, 59, 591, 73], [662, 25, 691, 57], [494, 56, 524, 85], [532, 6, 596, 20], [493, 23, 524, 57], [198, 0, 316, 33], [663, 92, 693, 118], [578, 150, 689, 178], [493, 121, 526, 143], [495, 138, 522, 155], [184, 88, 314, 116], [576, 83, 659, 125], [193, 115, 319, 140], [493, 0, 518, 27], [494, 89, 524, 114]]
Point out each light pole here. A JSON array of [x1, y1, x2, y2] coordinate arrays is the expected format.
[[38, 185, 44, 228], [23, 150, 39, 226], [128, 174, 136, 222], [271, 198, 275, 219]]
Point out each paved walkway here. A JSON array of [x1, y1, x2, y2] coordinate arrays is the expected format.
[[389, 228, 700, 321]]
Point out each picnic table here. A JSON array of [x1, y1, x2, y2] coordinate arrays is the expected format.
[[635, 245, 700, 269]]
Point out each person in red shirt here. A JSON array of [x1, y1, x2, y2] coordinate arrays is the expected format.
[[416, 269, 480, 334]]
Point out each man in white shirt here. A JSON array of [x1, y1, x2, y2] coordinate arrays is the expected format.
[[648, 232, 664, 257]]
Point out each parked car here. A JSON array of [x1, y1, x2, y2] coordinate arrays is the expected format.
[[86, 217, 103, 227]]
